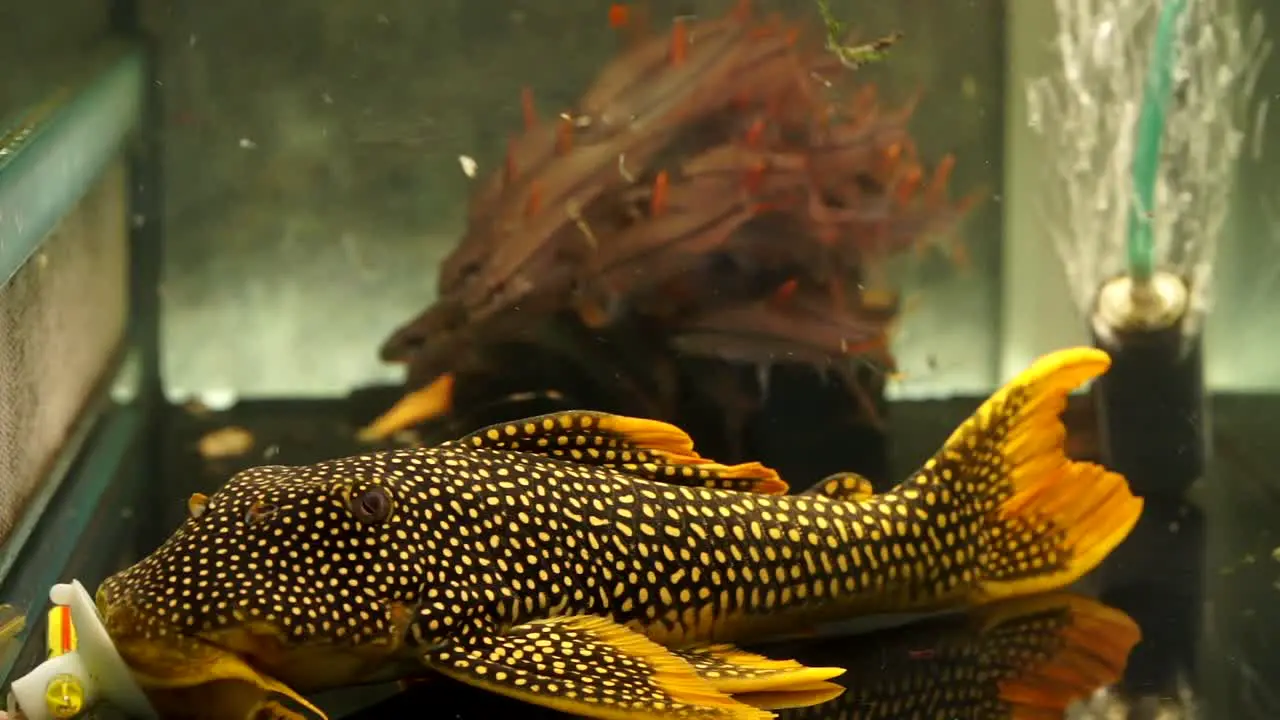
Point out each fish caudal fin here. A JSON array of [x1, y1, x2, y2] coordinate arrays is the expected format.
[[902, 347, 1143, 604]]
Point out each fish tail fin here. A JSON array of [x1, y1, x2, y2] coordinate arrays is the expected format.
[[900, 347, 1143, 603]]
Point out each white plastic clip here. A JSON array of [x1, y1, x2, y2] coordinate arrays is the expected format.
[[6, 581, 156, 720]]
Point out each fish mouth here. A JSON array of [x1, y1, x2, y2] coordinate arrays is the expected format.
[[95, 583, 327, 719]]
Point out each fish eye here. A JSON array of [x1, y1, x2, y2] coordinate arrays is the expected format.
[[351, 487, 392, 524]]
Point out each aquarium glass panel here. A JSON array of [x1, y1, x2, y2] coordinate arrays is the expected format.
[[155, 0, 1007, 403], [1209, 0, 1280, 392], [1003, 0, 1280, 392], [0, 50, 141, 550], [0, 0, 110, 116], [0, 162, 129, 544]]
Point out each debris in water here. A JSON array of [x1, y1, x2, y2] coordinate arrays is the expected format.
[[198, 426, 255, 460], [0, 603, 25, 645]]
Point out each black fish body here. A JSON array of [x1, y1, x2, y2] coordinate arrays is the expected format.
[[95, 347, 1143, 720]]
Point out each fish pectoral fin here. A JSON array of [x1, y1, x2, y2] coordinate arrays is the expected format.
[[802, 471, 875, 501], [421, 615, 775, 720], [118, 679, 324, 720], [395, 673, 437, 691], [456, 411, 788, 494], [113, 635, 327, 720], [672, 644, 845, 695], [732, 682, 847, 711], [250, 697, 319, 720]]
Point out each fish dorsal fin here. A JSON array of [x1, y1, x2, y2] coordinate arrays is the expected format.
[[458, 411, 788, 494], [802, 471, 874, 501]]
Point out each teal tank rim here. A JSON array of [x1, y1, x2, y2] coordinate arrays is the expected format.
[[0, 46, 145, 290]]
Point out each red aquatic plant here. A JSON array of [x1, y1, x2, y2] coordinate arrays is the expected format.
[[362, 1, 979, 451]]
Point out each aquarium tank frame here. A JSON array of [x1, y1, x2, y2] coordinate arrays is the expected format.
[[0, 0, 1271, 710], [0, 0, 164, 691]]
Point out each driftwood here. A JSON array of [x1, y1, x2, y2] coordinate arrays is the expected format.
[[363, 2, 978, 454]]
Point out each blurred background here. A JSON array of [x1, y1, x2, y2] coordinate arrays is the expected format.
[[6, 0, 1276, 406], [10, 0, 1009, 404]]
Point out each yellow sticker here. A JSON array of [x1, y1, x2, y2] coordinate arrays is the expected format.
[[46, 605, 77, 659], [45, 673, 86, 719]]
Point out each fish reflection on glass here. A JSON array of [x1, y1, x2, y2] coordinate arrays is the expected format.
[[91, 348, 1141, 720], [346, 592, 1139, 720], [749, 592, 1140, 719]]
